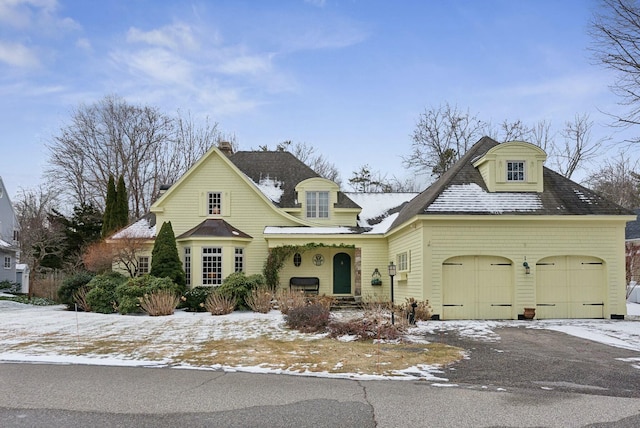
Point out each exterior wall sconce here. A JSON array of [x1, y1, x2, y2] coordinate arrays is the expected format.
[[523, 261, 530, 274], [371, 268, 382, 286]]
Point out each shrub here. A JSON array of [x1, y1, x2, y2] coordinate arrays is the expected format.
[[217, 272, 266, 310], [245, 288, 273, 313], [73, 286, 92, 312], [327, 317, 404, 341], [150, 221, 185, 287], [285, 303, 331, 333], [204, 291, 236, 315], [85, 272, 128, 314], [180, 286, 214, 312], [400, 298, 432, 323], [116, 275, 180, 315], [274, 289, 308, 315], [0, 280, 20, 293], [312, 294, 335, 311], [139, 289, 180, 316], [57, 271, 95, 310]]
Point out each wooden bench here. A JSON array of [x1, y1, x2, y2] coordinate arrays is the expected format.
[[289, 277, 320, 294]]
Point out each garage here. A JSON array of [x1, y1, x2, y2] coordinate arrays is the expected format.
[[535, 256, 605, 319], [442, 255, 513, 320]]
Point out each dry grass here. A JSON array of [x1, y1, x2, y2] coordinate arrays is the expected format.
[[245, 288, 273, 313], [204, 292, 235, 315], [4, 333, 463, 377], [139, 290, 180, 316]]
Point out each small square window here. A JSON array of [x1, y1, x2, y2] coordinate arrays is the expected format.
[[507, 161, 525, 182], [306, 191, 329, 218], [4, 256, 11, 269], [397, 252, 409, 272]]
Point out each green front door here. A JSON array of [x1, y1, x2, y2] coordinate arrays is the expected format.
[[333, 253, 351, 294]]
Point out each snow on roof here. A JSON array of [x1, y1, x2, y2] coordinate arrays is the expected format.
[[426, 183, 543, 214], [111, 217, 156, 239], [345, 192, 417, 227], [254, 175, 284, 203], [0, 239, 11, 248]]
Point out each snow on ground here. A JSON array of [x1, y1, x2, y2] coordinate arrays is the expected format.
[[1, 299, 639, 381]]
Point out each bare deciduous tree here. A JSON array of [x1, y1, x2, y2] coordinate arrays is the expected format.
[[552, 114, 603, 179], [107, 235, 150, 278], [46, 95, 223, 217], [403, 103, 486, 177], [585, 150, 640, 209], [13, 185, 64, 274], [590, 0, 640, 131]]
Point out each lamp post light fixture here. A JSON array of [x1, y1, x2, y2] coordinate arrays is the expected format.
[[388, 261, 396, 325]]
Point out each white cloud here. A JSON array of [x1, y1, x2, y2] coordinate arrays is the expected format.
[[0, 40, 39, 67], [111, 47, 193, 84], [127, 22, 200, 51], [216, 53, 274, 75], [75, 37, 91, 51]]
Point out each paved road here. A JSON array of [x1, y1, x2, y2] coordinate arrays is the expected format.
[[2, 327, 640, 427]]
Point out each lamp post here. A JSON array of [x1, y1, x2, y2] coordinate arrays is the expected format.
[[388, 261, 396, 325]]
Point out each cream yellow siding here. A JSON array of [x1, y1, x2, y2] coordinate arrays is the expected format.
[[387, 223, 424, 304], [473, 142, 546, 192], [413, 217, 628, 320]]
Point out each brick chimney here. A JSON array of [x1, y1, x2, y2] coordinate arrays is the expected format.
[[218, 141, 234, 157]]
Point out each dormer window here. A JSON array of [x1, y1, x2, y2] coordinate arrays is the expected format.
[[306, 191, 329, 218], [506, 161, 525, 182]]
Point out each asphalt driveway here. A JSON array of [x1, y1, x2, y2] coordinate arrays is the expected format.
[[426, 326, 640, 398]]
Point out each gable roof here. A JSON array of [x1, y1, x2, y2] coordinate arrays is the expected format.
[[391, 136, 634, 229], [229, 151, 359, 209], [177, 219, 252, 240]]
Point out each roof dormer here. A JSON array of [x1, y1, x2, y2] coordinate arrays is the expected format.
[[472, 141, 547, 192]]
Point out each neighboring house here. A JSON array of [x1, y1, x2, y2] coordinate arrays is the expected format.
[[111, 137, 634, 320], [625, 209, 640, 302], [0, 176, 20, 286]]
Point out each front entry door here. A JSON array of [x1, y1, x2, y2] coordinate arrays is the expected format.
[[333, 253, 351, 294]]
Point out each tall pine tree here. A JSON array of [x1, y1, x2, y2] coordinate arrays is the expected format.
[[115, 175, 129, 230], [101, 175, 117, 237], [150, 221, 186, 287]]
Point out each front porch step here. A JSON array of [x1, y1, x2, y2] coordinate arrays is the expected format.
[[330, 297, 362, 311]]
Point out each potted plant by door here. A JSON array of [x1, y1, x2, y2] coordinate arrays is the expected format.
[[523, 307, 536, 320]]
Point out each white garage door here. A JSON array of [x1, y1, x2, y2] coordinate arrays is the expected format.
[[442, 256, 513, 320], [535, 256, 605, 319]]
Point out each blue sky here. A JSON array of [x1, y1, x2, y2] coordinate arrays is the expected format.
[[0, 0, 633, 198]]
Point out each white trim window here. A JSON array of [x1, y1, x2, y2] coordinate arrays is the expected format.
[[208, 192, 222, 215], [184, 247, 191, 287], [234, 248, 244, 272], [397, 252, 409, 272], [306, 191, 329, 218], [137, 256, 149, 275], [4, 256, 11, 269], [202, 247, 222, 285], [506, 161, 525, 182]]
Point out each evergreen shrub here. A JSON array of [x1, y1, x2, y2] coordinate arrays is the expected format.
[[180, 286, 214, 312], [116, 275, 181, 315], [85, 272, 128, 314], [57, 271, 95, 309], [217, 272, 266, 310]]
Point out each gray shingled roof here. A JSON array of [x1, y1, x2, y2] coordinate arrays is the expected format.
[[177, 219, 252, 240], [228, 151, 360, 210], [626, 209, 640, 240], [391, 136, 634, 229]]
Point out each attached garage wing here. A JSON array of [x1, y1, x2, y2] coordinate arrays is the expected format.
[[535, 256, 605, 319], [442, 256, 513, 320]]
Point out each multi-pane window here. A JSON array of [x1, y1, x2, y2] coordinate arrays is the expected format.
[[397, 252, 408, 272], [138, 256, 149, 275], [234, 248, 244, 272], [184, 247, 191, 287], [208, 192, 222, 215], [4, 256, 11, 269], [506, 161, 525, 182], [306, 191, 329, 218], [202, 247, 222, 285]]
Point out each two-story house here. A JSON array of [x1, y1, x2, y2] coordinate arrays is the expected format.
[[0, 176, 20, 286], [111, 137, 634, 320]]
